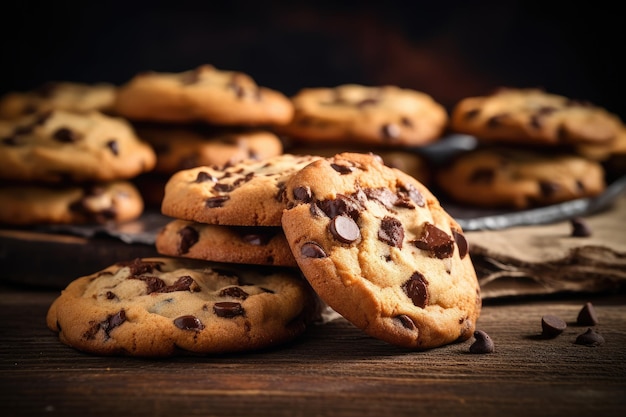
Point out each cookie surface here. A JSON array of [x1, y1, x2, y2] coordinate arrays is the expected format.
[[136, 124, 283, 174], [0, 81, 117, 120], [450, 88, 623, 153], [277, 84, 448, 147], [0, 180, 144, 225], [436, 147, 606, 209], [0, 110, 156, 182], [281, 152, 481, 349], [114, 64, 294, 126], [161, 153, 322, 226], [46, 257, 318, 356], [156, 219, 297, 267]]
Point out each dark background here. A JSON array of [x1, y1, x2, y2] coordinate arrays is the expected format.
[[2, 0, 624, 119]]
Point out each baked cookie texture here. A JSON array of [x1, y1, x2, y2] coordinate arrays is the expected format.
[[114, 64, 294, 126], [161, 154, 323, 226], [0, 110, 156, 183], [450, 87, 623, 158], [0, 81, 117, 120], [281, 152, 481, 349], [46, 257, 319, 356], [277, 84, 448, 147], [436, 147, 606, 209], [0, 181, 144, 225], [156, 219, 297, 267]]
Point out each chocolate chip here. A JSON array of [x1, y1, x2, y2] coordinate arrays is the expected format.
[[330, 163, 354, 175], [240, 231, 273, 245], [329, 215, 361, 244], [293, 186, 312, 202], [364, 187, 397, 209], [469, 168, 495, 184], [539, 181, 560, 197], [214, 182, 234, 192], [401, 272, 429, 308], [213, 302, 244, 318], [469, 330, 494, 354], [452, 230, 468, 259], [487, 113, 507, 128], [574, 328, 605, 347], [577, 302, 599, 326], [378, 216, 404, 248], [117, 258, 164, 276], [412, 223, 455, 259], [464, 108, 480, 120], [84, 310, 128, 340], [2, 136, 19, 146], [174, 315, 205, 331], [159, 275, 199, 293], [317, 194, 363, 220], [140, 276, 167, 293], [570, 217, 592, 237], [541, 314, 567, 338], [381, 123, 400, 140], [396, 314, 416, 330], [177, 226, 199, 254], [195, 171, 216, 183], [205, 195, 230, 208], [105, 291, 116, 300], [397, 183, 425, 207], [219, 287, 249, 300], [53, 127, 78, 142], [301, 242, 327, 258], [106, 140, 119, 156]]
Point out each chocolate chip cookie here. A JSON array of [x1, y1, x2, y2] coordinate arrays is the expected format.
[[46, 257, 319, 356], [281, 152, 481, 349]]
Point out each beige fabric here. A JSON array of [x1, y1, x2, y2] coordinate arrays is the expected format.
[[467, 192, 626, 299]]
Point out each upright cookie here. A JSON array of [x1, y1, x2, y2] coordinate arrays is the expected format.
[[277, 84, 448, 147], [0, 110, 156, 183], [436, 147, 606, 209], [46, 257, 319, 356], [450, 88, 623, 155], [114, 64, 294, 126], [0, 81, 117, 120], [156, 219, 297, 267], [161, 154, 322, 226], [0, 181, 144, 225], [135, 124, 283, 174], [281, 152, 481, 349]]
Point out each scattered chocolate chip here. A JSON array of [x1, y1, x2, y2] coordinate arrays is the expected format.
[[574, 328, 605, 347], [401, 272, 429, 308], [577, 302, 599, 326], [213, 302, 245, 318], [541, 314, 567, 338], [174, 315, 205, 331], [412, 223, 455, 259], [329, 215, 361, 244], [301, 242, 327, 258], [378, 216, 404, 248], [177, 226, 199, 254], [469, 330, 494, 354], [570, 217, 592, 237], [205, 195, 229, 208], [452, 230, 468, 259]]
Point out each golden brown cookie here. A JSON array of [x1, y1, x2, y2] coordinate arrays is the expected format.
[[281, 152, 481, 350]]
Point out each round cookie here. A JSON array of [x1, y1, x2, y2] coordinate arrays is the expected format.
[[0, 110, 156, 183], [156, 219, 297, 267], [450, 88, 623, 155], [281, 152, 481, 350], [0, 81, 117, 120], [277, 84, 448, 147], [0, 180, 144, 225], [114, 64, 294, 126], [46, 257, 319, 356], [135, 124, 284, 174], [161, 153, 322, 226], [436, 147, 607, 209]]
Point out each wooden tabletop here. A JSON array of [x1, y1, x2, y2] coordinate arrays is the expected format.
[[1, 281, 625, 417]]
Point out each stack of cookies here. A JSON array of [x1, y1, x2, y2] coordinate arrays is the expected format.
[[436, 87, 625, 209], [0, 82, 156, 226], [112, 64, 295, 207]]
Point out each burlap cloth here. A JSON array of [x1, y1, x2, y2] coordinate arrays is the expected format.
[[466, 192, 626, 299]]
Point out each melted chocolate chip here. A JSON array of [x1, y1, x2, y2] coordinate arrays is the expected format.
[[195, 171, 216, 183], [301, 242, 327, 258], [219, 287, 249, 299], [317, 194, 363, 220], [214, 183, 234, 192], [140, 276, 167, 293], [213, 302, 245, 318], [174, 315, 205, 331], [452, 229, 468, 259], [329, 215, 361, 244], [53, 127, 78, 142], [364, 187, 397, 209], [469, 330, 494, 354], [330, 163, 354, 175], [118, 258, 164, 276], [396, 314, 416, 330], [397, 183, 425, 207], [293, 186, 312, 202], [378, 216, 404, 248], [84, 310, 127, 340], [159, 275, 199, 293], [412, 223, 455, 259], [205, 195, 230, 208], [401, 272, 429, 308], [177, 226, 199, 254]]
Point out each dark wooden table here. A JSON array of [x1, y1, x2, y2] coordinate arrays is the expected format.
[[1, 281, 625, 417]]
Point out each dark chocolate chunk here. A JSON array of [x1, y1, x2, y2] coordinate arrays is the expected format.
[[141, 276, 167, 293], [469, 330, 494, 354], [574, 328, 605, 347], [159, 275, 199, 293], [213, 302, 245, 318], [177, 225, 199, 255], [577, 302, 599, 326], [174, 315, 205, 331], [219, 287, 249, 300], [317, 194, 363, 220], [85, 310, 128, 340], [53, 127, 79, 142], [378, 216, 404, 248], [401, 272, 429, 308], [329, 215, 361, 244], [396, 314, 416, 330], [541, 314, 567, 338], [213, 182, 234, 192], [364, 187, 397, 209], [118, 258, 164, 276], [205, 195, 230, 208], [195, 171, 217, 183], [301, 242, 327, 258], [412, 223, 455, 259], [330, 163, 354, 175], [293, 186, 312, 202], [396, 183, 425, 207], [570, 217, 592, 237], [452, 229, 468, 259]]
